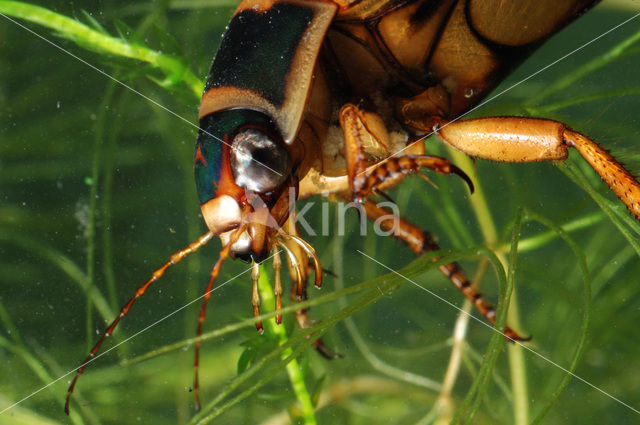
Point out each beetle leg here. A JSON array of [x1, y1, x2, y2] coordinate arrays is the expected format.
[[287, 269, 341, 359], [251, 261, 263, 334], [356, 155, 474, 202], [362, 200, 527, 341], [272, 243, 284, 325], [340, 103, 394, 198], [338, 104, 520, 339], [194, 223, 248, 411], [436, 117, 640, 221], [64, 231, 215, 414], [277, 237, 336, 357], [277, 217, 339, 358], [279, 231, 323, 289], [278, 240, 304, 300], [340, 103, 473, 200]]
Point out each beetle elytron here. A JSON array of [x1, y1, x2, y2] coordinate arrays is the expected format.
[[65, 0, 640, 413]]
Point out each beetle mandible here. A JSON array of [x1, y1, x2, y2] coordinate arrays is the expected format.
[[65, 0, 640, 414]]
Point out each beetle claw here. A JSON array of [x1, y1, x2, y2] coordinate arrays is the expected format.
[[450, 164, 475, 194]]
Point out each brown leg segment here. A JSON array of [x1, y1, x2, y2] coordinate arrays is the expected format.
[[279, 218, 339, 359], [338, 104, 519, 339], [363, 200, 526, 341], [564, 128, 640, 220], [272, 246, 284, 325], [436, 117, 640, 221], [354, 154, 474, 201], [65, 231, 215, 415], [250, 262, 264, 334]]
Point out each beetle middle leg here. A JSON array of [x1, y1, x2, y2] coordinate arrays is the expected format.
[[339, 103, 526, 340], [363, 200, 526, 341], [340, 104, 473, 199]]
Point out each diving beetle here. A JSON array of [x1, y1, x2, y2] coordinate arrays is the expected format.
[[65, 0, 640, 414]]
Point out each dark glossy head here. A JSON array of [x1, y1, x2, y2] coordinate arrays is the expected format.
[[194, 108, 296, 262]]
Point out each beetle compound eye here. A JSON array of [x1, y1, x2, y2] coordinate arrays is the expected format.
[[230, 128, 292, 193]]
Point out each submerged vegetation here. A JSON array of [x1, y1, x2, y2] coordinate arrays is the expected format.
[[0, 1, 639, 424]]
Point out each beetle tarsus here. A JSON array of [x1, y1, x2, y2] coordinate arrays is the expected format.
[[506, 332, 532, 343], [313, 338, 343, 359], [449, 163, 474, 194]]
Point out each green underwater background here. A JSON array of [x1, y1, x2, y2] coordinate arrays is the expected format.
[[1, 1, 640, 424]]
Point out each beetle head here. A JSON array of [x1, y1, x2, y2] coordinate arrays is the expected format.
[[195, 109, 297, 262]]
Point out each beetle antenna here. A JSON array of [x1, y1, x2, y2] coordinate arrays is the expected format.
[[194, 223, 247, 412], [65, 231, 215, 415]]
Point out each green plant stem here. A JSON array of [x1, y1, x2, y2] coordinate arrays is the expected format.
[[498, 211, 604, 254], [464, 209, 522, 425], [526, 25, 640, 106], [0, 334, 87, 425], [84, 80, 116, 352], [449, 247, 511, 425], [560, 161, 640, 256], [527, 87, 640, 114], [0, 1, 203, 97], [447, 148, 529, 425], [429, 259, 489, 425], [525, 211, 592, 425], [258, 265, 317, 425], [191, 250, 477, 424], [0, 229, 115, 323], [332, 208, 442, 392]]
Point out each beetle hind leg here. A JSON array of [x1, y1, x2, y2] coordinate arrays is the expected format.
[[436, 117, 640, 221], [563, 128, 640, 219]]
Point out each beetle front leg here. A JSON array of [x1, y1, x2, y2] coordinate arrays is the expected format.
[[436, 117, 640, 220], [279, 215, 339, 358]]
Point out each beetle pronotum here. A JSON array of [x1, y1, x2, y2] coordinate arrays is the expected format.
[[2, 2, 638, 420]]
